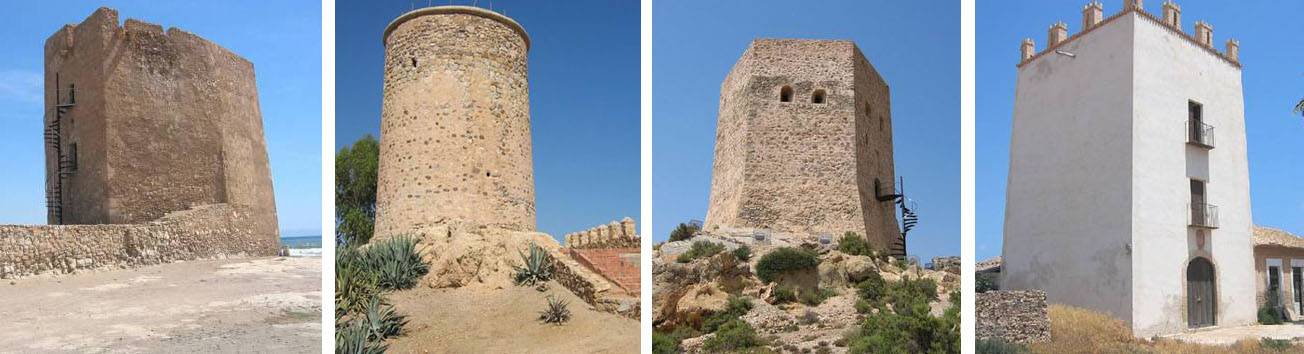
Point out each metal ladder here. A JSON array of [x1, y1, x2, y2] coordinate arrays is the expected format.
[[45, 75, 74, 224]]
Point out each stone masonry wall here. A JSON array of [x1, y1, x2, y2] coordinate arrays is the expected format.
[[705, 38, 900, 249], [44, 8, 278, 238], [976, 290, 1051, 344], [375, 6, 535, 238], [564, 217, 638, 249], [0, 203, 278, 279]]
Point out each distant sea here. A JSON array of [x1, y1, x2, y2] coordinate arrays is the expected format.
[[280, 235, 323, 257]]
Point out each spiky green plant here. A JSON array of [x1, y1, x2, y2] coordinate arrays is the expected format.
[[513, 243, 555, 286], [363, 235, 430, 290], [335, 318, 388, 354], [538, 295, 572, 324], [336, 246, 381, 318], [361, 297, 407, 341]]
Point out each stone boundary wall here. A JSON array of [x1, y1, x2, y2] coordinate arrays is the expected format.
[[976, 290, 1051, 344], [0, 203, 277, 278], [552, 249, 639, 319], [564, 217, 638, 249]]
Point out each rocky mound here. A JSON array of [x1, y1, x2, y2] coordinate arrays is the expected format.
[[653, 230, 960, 353]]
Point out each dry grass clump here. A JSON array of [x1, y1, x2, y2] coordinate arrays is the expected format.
[[1029, 305, 1304, 354]]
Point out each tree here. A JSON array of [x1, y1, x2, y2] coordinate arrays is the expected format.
[[336, 135, 380, 246], [1295, 96, 1303, 119]]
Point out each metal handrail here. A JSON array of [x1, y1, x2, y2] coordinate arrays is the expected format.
[[1189, 202, 1219, 228], [1187, 119, 1215, 148]]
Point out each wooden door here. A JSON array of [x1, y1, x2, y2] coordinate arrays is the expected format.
[[1187, 258, 1216, 328]]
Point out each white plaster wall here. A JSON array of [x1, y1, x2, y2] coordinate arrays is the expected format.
[[1130, 14, 1255, 336], [1002, 15, 1136, 323]]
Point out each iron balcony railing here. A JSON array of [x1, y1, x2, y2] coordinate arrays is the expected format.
[[1187, 119, 1215, 148], [1189, 203, 1219, 229]]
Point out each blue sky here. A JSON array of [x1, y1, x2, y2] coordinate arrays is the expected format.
[[0, 1, 323, 237], [335, 0, 640, 241], [652, 0, 961, 261], [977, 1, 1304, 261]]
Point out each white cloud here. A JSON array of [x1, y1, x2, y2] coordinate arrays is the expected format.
[[0, 70, 42, 104]]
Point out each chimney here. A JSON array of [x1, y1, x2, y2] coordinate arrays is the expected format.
[[1225, 39, 1239, 63], [1194, 21, 1213, 48], [1022, 38, 1032, 62], [1082, 2, 1104, 30], [1124, 0, 1143, 12], [1048, 21, 1069, 47], [1021, 38, 1036, 61], [1161, 1, 1181, 28]]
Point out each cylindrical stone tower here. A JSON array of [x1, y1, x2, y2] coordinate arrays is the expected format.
[[375, 6, 534, 238]]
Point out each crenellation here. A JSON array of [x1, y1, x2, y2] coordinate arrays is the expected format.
[[1083, 2, 1104, 30], [565, 218, 639, 249]]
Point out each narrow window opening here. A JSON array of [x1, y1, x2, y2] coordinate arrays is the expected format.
[[811, 89, 826, 104], [411, 57, 418, 67], [779, 86, 793, 102], [69, 143, 78, 172], [879, 117, 884, 132]]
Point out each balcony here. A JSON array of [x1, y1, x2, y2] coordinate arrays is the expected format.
[[1187, 119, 1215, 149], [1189, 203, 1219, 229]]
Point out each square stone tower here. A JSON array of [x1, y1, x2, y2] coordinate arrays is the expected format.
[[705, 38, 901, 250], [1001, 1, 1252, 336], [43, 8, 278, 238]]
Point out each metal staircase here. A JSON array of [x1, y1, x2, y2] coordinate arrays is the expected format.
[[45, 76, 74, 224], [876, 176, 918, 261]]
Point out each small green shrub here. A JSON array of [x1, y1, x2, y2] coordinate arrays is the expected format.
[[652, 330, 680, 354], [756, 247, 819, 283], [800, 288, 837, 306], [363, 235, 430, 290], [677, 241, 726, 263], [1259, 290, 1285, 325], [538, 295, 572, 324], [976, 272, 997, 293], [702, 295, 754, 333], [893, 258, 907, 270], [885, 276, 938, 316], [976, 337, 1028, 354], [669, 222, 699, 242], [854, 298, 873, 314], [1261, 338, 1294, 351], [733, 246, 752, 262], [513, 243, 556, 286], [703, 319, 761, 352], [837, 232, 871, 256], [855, 272, 887, 304]]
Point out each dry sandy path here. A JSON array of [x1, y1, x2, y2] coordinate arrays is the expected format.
[[1163, 323, 1304, 346], [0, 257, 322, 354], [385, 282, 639, 353]]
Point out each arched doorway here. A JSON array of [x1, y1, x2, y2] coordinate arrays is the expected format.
[[1187, 257, 1216, 328]]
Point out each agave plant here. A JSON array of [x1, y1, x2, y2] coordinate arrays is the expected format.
[[335, 246, 380, 319], [512, 243, 555, 286], [538, 295, 571, 324], [363, 235, 430, 290], [362, 296, 407, 341], [335, 318, 388, 354]]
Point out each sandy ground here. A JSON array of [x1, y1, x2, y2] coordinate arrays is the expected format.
[[0, 257, 322, 354], [1164, 323, 1304, 345], [385, 281, 639, 354]]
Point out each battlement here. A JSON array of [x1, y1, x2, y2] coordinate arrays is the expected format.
[[1018, 1, 1239, 67], [564, 217, 638, 249]]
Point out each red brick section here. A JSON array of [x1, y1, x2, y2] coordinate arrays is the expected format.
[[569, 248, 640, 297]]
